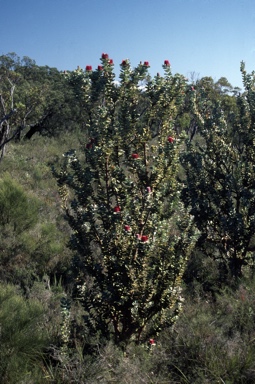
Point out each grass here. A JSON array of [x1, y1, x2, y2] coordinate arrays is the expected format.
[[1, 133, 255, 383], [28, 274, 255, 384]]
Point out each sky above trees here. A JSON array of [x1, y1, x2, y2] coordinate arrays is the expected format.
[[1, 0, 255, 88]]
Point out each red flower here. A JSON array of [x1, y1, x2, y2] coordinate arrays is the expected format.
[[86, 65, 92, 71], [143, 61, 150, 67], [149, 338, 156, 345], [191, 86, 195, 91], [121, 59, 128, 66], [86, 138, 95, 148], [131, 153, 139, 159], [101, 53, 109, 59], [146, 186, 152, 193], [164, 60, 170, 66], [124, 225, 131, 232], [141, 235, 149, 243], [98, 65, 103, 71], [168, 136, 174, 143], [109, 59, 114, 65], [113, 206, 121, 213]]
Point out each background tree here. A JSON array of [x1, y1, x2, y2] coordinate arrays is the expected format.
[[181, 75, 240, 142], [181, 62, 255, 279], [54, 55, 197, 346], [0, 53, 80, 159]]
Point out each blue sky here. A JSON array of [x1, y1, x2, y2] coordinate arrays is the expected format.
[[1, 0, 255, 88]]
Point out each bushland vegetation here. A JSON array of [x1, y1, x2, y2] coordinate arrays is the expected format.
[[1, 52, 255, 383]]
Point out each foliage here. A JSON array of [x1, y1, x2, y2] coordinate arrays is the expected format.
[[0, 283, 50, 384], [54, 54, 197, 345], [0, 172, 39, 231], [181, 63, 255, 278], [0, 173, 39, 284]]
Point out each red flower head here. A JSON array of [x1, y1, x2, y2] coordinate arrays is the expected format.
[[146, 186, 152, 193], [121, 59, 128, 66], [109, 59, 114, 65], [149, 338, 156, 345], [168, 136, 174, 143], [86, 142, 93, 149], [98, 65, 103, 71], [124, 225, 131, 232], [164, 60, 170, 67], [131, 153, 139, 159], [101, 53, 109, 59], [86, 138, 95, 148], [143, 61, 150, 67], [113, 206, 121, 213], [86, 65, 92, 71], [191, 86, 195, 91], [141, 235, 149, 243]]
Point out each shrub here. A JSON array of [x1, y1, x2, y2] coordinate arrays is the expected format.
[[54, 54, 198, 346], [0, 283, 50, 383]]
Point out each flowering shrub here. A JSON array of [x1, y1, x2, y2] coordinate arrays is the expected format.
[[54, 54, 197, 345]]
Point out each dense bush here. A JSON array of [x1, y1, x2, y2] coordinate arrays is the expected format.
[[0, 283, 50, 384], [54, 54, 198, 346]]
